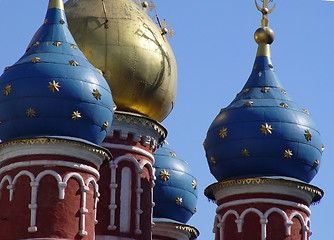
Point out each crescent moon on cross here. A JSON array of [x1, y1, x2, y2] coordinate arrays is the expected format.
[[255, 0, 276, 14]]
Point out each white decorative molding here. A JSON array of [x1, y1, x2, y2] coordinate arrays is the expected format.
[[108, 155, 144, 233], [214, 204, 309, 240], [0, 160, 100, 179], [216, 198, 311, 215], [102, 142, 154, 163], [0, 169, 100, 237]]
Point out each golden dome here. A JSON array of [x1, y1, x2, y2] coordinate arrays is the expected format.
[[64, 0, 177, 122]]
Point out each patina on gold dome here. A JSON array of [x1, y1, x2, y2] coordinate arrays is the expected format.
[[64, 0, 177, 122]]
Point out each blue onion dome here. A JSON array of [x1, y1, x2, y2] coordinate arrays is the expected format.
[[153, 141, 198, 224], [204, 4, 323, 183], [0, 0, 114, 145]]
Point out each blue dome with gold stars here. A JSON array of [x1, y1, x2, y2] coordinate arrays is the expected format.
[[0, 0, 114, 144], [153, 141, 198, 224], [204, 8, 323, 183]]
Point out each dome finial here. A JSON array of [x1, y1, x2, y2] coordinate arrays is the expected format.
[[48, 0, 64, 10], [254, 0, 275, 57]]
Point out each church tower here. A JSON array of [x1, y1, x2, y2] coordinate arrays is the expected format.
[[0, 0, 114, 239], [203, 1, 324, 240]]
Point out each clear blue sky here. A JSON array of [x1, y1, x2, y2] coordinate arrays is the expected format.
[[0, 1, 333, 239]]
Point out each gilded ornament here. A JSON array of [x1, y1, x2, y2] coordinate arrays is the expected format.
[[303, 109, 309, 115], [210, 156, 216, 165], [253, 64, 258, 69], [245, 101, 254, 106], [44, 19, 48, 24], [169, 151, 176, 157], [4, 66, 10, 72], [203, 140, 206, 149], [26, 108, 36, 118], [220, 108, 226, 113], [281, 89, 287, 94], [243, 88, 250, 93], [269, 63, 274, 69], [102, 121, 109, 130], [236, 92, 240, 97], [284, 149, 293, 159], [322, 144, 325, 152], [33, 41, 40, 47], [48, 80, 60, 93], [194, 207, 197, 213], [192, 179, 197, 190], [241, 149, 250, 158], [71, 110, 81, 120], [69, 60, 78, 66], [31, 57, 41, 63], [304, 130, 312, 141], [314, 159, 320, 168], [219, 127, 228, 139], [3, 84, 12, 96], [92, 89, 102, 100], [175, 197, 183, 206], [260, 123, 273, 135], [280, 102, 288, 108], [159, 170, 170, 181], [53, 41, 61, 47], [59, 18, 65, 24], [71, 44, 77, 49], [261, 87, 270, 93]]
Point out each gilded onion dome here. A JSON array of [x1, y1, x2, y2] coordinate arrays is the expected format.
[[0, 0, 114, 144], [64, 0, 177, 122], [204, 1, 323, 183], [153, 141, 198, 223]]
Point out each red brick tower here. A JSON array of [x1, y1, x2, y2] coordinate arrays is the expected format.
[[203, 1, 324, 239]]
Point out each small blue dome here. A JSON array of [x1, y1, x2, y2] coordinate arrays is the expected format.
[[153, 141, 198, 224], [205, 56, 323, 183], [0, 1, 114, 144]]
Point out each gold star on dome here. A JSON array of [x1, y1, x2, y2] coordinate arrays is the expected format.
[[241, 149, 250, 158], [243, 88, 250, 93], [44, 19, 48, 24], [176, 197, 183, 206], [31, 57, 40, 63], [253, 64, 258, 69], [26, 108, 36, 118], [71, 111, 81, 120], [245, 101, 254, 107], [169, 152, 176, 157], [261, 123, 273, 135], [102, 121, 109, 130], [322, 144, 325, 152], [159, 170, 170, 181], [210, 156, 216, 165], [236, 92, 240, 97], [192, 179, 197, 190], [33, 41, 40, 47], [53, 41, 61, 47], [69, 60, 78, 66], [269, 63, 274, 69], [284, 149, 293, 159], [304, 130, 312, 141], [280, 102, 288, 108], [4, 66, 10, 72], [220, 108, 226, 113], [3, 84, 12, 96], [71, 44, 77, 49], [219, 127, 228, 139], [194, 207, 197, 213], [203, 140, 206, 149], [314, 159, 320, 168], [59, 19, 65, 24], [48, 80, 60, 93], [92, 89, 101, 100], [261, 87, 270, 93], [303, 109, 309, 115], [281, 89, 287, 94]]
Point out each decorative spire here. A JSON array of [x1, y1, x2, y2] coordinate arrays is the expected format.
[[254, 0, 276, 57], [48, 0, 64, 10]]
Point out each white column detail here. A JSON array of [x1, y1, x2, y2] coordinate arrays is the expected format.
[[219, 210, 239, 240], [264, 207, 292, 236], [86, 177, 100, 225], [120, 167, 132, 233], [63, 172, 87, 237], [0, 175, 13, 201], [289, 211, 308, 240], [239, 208, 264, 236], [108, 162, 118, 231]]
